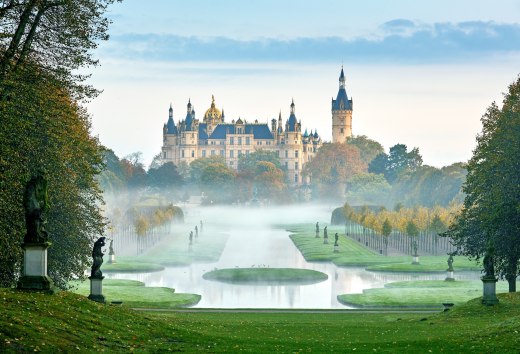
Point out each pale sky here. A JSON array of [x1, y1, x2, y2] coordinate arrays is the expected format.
[[86, 0, 520, 168]]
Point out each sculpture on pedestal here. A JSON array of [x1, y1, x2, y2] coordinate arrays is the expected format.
[[90, 237, 106, 279], [23, 171, 49, 244]]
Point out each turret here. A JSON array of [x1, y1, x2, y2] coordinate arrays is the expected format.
[[331, 66, 353, 143]]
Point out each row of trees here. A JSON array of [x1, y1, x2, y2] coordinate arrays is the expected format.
[[341, 203, 458, 256], [0, 0, 119, 288]]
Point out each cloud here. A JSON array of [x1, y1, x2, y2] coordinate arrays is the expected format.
[[100, 20, 520, 64]]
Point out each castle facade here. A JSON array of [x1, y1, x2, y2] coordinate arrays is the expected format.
[[161, 67, 353, 185]]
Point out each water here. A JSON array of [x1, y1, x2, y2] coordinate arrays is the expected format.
[[109, 205, 480, 308]]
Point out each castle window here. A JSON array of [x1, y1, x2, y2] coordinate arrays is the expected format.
[[238, 150, 242, 156], [211, 150, 215, 156], [294, 174, 298, 183], [220, 150, 224, 156], [163, 152, 166, 159], [191, 150, 195, 157], [202, 150, 206, 157], [246, 150, 250, 156], [238, 137, 242, 145], [182, 150, 185, 158], [295, 162, 299, 170], [230, 137, 234, 144], [303, 146, 307, 153], [285, 162, 288, 169], [295, 150, 299, 158], [285, 150, 288, 158], [340, 128, 344, 134], [230, 150, 234, 158], [246, 137, 250, 145]]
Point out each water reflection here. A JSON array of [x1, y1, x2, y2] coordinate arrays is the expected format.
[[108, 206, 482, 309]]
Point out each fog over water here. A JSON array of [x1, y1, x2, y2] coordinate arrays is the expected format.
[[110, 204, 479, 308]]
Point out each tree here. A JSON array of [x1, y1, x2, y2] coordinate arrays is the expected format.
[[0, 66, 104, 288], [386, 144, 423, 183], [345, 172, 391, 205], [0, 0, 120, 100], [199, 162, 235, 204], [147, 162, 184, 190], [303, 143, 367, 200], [238, 150, 282, 172], [382, 218, 392, 255], [445, 76, 520, 292], [347, 135, 384, 165], [253, 161, 286, 202]]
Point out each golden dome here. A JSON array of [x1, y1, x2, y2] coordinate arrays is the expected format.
[[203, 95, 222, 122]]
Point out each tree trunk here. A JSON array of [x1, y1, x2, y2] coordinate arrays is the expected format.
[[507, 276, 516, 292]]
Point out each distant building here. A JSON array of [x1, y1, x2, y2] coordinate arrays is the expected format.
[[161, 67, 353, 185]]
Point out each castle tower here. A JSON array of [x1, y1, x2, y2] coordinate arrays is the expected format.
[[332, 67, 353, 143]]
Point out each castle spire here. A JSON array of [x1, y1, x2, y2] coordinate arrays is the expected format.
[[169, 103, 173, 119], [339, 66, 345, 89]]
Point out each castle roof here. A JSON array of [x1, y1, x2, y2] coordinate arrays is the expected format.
[[209, 123, 274, 140], [203, 95, 222, 123], [332, 67, 353, 111], [198, 123, 208, 139]]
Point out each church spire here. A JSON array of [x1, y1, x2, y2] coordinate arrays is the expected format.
[[169, 103, 173, 119]]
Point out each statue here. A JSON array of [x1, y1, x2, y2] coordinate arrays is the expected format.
[[195, 225, 198, 238], [23, 171, 49, 244], [109, 240, 114, 256], [90, 237, 106, 279], [189, 231, 193, 245], [412, 240, 418, 256], [315, 222, 319, 237], [483, 245, 495, 278], [447, 254, 454, 272], [334, 233, 339, 246], [324, 226, 328, 239], [200, 220, 203, 233]]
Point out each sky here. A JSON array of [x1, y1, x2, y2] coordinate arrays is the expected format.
[[86, 0, 520, 168]]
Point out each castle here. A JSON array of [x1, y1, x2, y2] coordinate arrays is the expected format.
[[161, 67, 353, 185]]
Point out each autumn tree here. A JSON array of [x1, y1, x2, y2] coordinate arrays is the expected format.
[[347, 135, 384, 165], [303, 142, 367, 200], [445, 76, 520, 292]]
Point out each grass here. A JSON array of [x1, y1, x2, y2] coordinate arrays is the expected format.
[[69, 278, 201, 308], [338, 279, 520, 308], [101, 261, 165, 273], [2, 288, 520, 352], [288, 223, 481, 272], [133, 231, 230, 267], [202, 268, 328, 284]]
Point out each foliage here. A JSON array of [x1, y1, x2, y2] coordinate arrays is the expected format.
[[445, 76, 520, 291], [346, 135, 384, 165], [368, 143, 423, 184], [237, 149, 282, 172], [345, 172, 391, 205], [303, 142, 367, 200], [0, 66, 105, 288], [0, 0, 120, 100], [147, 162, 183, 190]]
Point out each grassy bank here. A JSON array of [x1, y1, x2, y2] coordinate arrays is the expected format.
[[338, 279, 519, 308], [101, 261, 165, 273], [2, 288, 520, 352], [288, 223, 480, 272], [70, 279, 200, 308], [202, 268, 328, 284]]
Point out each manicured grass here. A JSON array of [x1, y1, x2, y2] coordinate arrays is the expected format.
[[69, 278, 201, 308], [2, 288, 520, 352], [288, 223, 482, 272], [136, 231, 229, 266], [338, 279, 519, 308], [365, 256, 481, 272], [202, 268, 328, 284], [101, 261, 165, 273], [288, 224, 376, 263]]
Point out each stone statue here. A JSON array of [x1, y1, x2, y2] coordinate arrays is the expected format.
[[90, 237, 106, 279], [315, 222, 319, 233], [195, 225, 198, 238], [200, 220, 203, 233], [324, 226, 328, 239], [23, 171, 49, 244], [412, 240, 418, 256], [189, 231, 193, 245], [483, 245, 495, 278], [447, 254, 454, 272], [334, 233, 339, 246], [109, 240, 114, 256]]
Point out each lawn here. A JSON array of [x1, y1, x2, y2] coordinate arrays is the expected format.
[[2, 288, 520, 353], [69, 278, 200, 308], [202, 268, 328, 284], [101, 261, 165, 273], [338, 279, 519, 308]]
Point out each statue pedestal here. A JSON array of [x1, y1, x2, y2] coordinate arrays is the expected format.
[[323, 238, 329, 245], [333, 245, 339, 253], [17, 243, 53, 291], [445, 270, 455, 281], [412, 256, 420, 264], [481, 276, 499, 306], [88, 277, 105, 303], [315, 232, 319, 238], [108, 254, 116, 264]]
